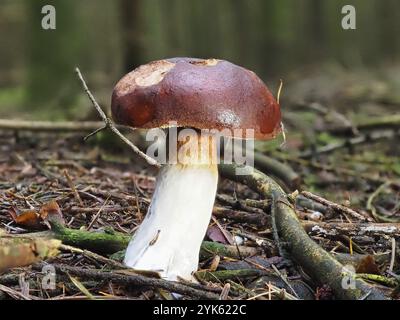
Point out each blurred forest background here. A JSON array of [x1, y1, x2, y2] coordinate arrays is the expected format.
[[1, 0, 400, 302], [1, 0, 399, 120]]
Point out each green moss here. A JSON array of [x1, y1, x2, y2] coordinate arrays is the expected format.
[[51, 222, 130, 254], [195, 269, 266, 281], [316, 132, 339, 145]]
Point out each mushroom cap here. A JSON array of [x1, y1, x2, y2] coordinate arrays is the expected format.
[[111, 57, 281, 139]]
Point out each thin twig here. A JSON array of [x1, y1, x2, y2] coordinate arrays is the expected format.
[[0, 119, 104, 132], [271, 264, 299, 298], [300, 130, 399, 158], [63, 169, 84, 206], [219, 283, 231, 300], [84, 125, 107, 141], [270, 197, 285, 257], [87, 196, 111, 231], [75, 67, 160, 168], [0, 284, 36, 300], [366, 181, 398, 222], [59, 244, 126, 269], [389, 238, 396, 273], [301, 191, 371, 222]]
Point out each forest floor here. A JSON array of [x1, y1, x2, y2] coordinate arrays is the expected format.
[[0, 66, 399, 300]]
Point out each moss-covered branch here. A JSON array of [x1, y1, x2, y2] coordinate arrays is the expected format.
[[195, 269, 268, 282], [218, 164, 387, 300], [50, 222, 130, 254], [11, 222, 260, 260]]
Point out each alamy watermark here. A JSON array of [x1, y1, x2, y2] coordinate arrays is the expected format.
[[41, 5, 56, 30], [41, 264, 56, 290], [341, 5, 356, 30], [341, 264, 357, 290], [145, 122, 255, 175], [40, 5, 356, 31]]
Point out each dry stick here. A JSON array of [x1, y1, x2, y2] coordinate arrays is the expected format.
[[1, 237, 225, 298], [86, 196, 111, 230], [253, 152, 300, 190], [219, 164, 387, 300], [271, 264, 299, 298], [219, 283, 231, 300], [0, 119, 132, 137], [212, 206, 268, 227], [302, 221, 400, 238], [59, 244, 126, 269], [0, 284, 36, 300], [389, 238, 396, 273], [0, 119, 104, 132], [222, 145, 300, 190], [216, 194, 269, 212], [300, 130, 399, 158], [195, 269, 269, 282], [33, 263, 220, 300], [366, 181, 399, 222], [2, 237, 227, 298], [275, 152, 394, 186], [294, 102, 358, 135], [301, 191, 371, 222], [63, 169, 84, 206], [74, 67, 160, 168], [68, 205, 128, 214], [270, 195, 285, 257], [325, 114, 400, 135]]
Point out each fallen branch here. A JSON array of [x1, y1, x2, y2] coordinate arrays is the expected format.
[[293, 102, 358, 135], [325, 114, 400, 135], [33, 263, 220, 300], [59, 244, 126, 269], [301, 191, 371, 222], [253, 152, 300, 190], [367, 181, 400, 222], [200, 241, 260, 260], [212, 206, 268, 227], [216, 194, 269, 212], [228, 279, 298, 300], [303, 221, 400, 238], [356, 274, 398, 288], [195, 269, 269, 282], [50, 221, 130, 254], [276, 153, 394, 185], [332, 252, 391, 268], [0, 119, 103, 132], [0, 284, 36, 300], [300, 130, 399, 158], [7, 223, 260, 260], [218, 164, 387, 300]]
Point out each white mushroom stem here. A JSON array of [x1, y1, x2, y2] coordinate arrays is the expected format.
[[124, 131, 218, 281]]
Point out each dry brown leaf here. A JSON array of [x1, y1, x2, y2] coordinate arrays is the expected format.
[[356, 255, 381, 274], [40, 200, 65, 226], [8, 207, 42, 229]]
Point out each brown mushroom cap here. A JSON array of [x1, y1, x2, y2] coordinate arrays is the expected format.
[[111, 57, 281, 139]]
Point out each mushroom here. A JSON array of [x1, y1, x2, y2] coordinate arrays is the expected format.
[[111, 57, 281, 281]]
